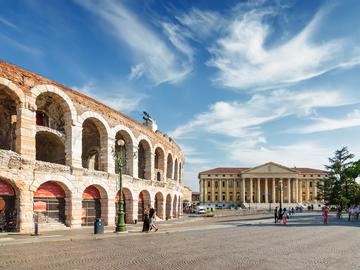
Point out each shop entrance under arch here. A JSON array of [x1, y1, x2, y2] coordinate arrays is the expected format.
[[115, 188, 133, 224], [82, 185, 101, 226], [0, 179, 17, 232], [34, 181, 66, 224]]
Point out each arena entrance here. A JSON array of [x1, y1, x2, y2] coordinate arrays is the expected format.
[[34, 182, 66, 225], [137, 190, 150, 222], [166, 194, 172, 220], [82, 185, 101, 226], [115, 188, 133, 224], [0, 180, 17, 232]]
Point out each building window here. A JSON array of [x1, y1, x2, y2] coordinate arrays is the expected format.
[[215, 181, 218, 188], [222, 195, 225, 201], [317, 175, 320, 177], [229, 180, 233, 188], [207, 181, 211, 188], [237, 181, 240, 187], [237, 195, 240, 200], [222, 181, 225, 188], [207, 195, 211, 201], [310, 175, 313, 177], [215, 174, 218, 177], [303, 175, 306, 177], [208, 175, 211, 177], [222, 174, 225, 177], [230, 196, 233, 201], [310, 182, 313, 188], [215, 195, 218, 201]]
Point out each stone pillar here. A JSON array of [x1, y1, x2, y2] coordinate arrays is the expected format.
[[292, 178, 296, 203], [68, 123, 82, 167], [211, 180, 215, 202], [133, 199, 139, 222], [200, 179, 204, 202], [160, 199, 166, 221], [272, 178, 276, 203], [204, 179, 208, 202], [264, 178, 268, 203], [149, 152, 155, 181], [249, 177, 253, 203], [242, 178, 246, 203], [314, 179, 318, 203], [132, 145, 139, 178], [226, 180, 229, 202], [107, 198, 116, 226], [101, 137, 114, 173], [299, 180, 303, 203], [70, 196, 82, 228], [295, 177, 299, 203], [306, 179, 310, 202], [19, 189, 34, 233], [257, 178, 261, 203], [280, 178, 284, 204], [287, 178, 291, 203], [16, 107, 36, 160], [219, 179, 222, 202]]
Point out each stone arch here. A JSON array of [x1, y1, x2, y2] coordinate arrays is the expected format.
[[178, 196, 181, 217], [0, 176, 20, 232], [174, 158, 178, 181], [154, 192, 164, 220], [115, 187, 134, 224], [114, 128, 134, 176], [36, 131, 65, 165], [154, 145, 165, 181], [138, 190, 151, 222], [173, 194, 178, 218], [179, 162, 182, 183], [81, 184, 108, 226], [80, 113, 110, 171], [166, 152, 173, 179], [137, 139, 152, 180], [166, 194, 172, 220], [0, 77, 25, 105], [31, 84, 77, 124]]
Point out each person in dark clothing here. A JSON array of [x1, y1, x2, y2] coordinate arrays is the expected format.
[[278, 207, 283, 221], [142, 207, 150, 232], [274, 207, 278, 223]]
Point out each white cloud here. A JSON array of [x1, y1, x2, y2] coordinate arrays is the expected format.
[[170, 88, 353, 139], [0, 16, 18, 30], [0, 33, 42, 55], [128, 63, 145, 80], [75, 0, 192, 85], [289, 109, 360, 134], [207, 6, 360, 90], [73, 82, 143, 113]]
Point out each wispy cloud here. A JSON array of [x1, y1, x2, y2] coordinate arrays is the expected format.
[[75, 0, 192, 85], [169, 88, 353, 139], [207, 5, 360, 90], [289, 109, 360, 134], [0, 16, 18, 30], [73, 82, 144, 113], [0, 33, 42, 55]]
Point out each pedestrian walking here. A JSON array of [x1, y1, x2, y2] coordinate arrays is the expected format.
[[278, 207, 283, 223], [281, 208, 288, 225], [274, 207, 278, 223], [149, 207, 158, 232], [142, 207, 150, 232], [323, 206, 329, 224]]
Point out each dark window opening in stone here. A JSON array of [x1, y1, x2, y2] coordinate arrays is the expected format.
[[115, 131, 133, 176], [157, 171, 161, 181], [36, 132, 65, 165], [36, 93, 65, 133], [0, 89, 17, 151], [137, 140, 151, 179], [166, 154, 173, 179], [154, 147, 164, 181], [174, 159, 178, 181], [82, 119, 101, 171]]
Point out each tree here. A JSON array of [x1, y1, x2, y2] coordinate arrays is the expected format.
[[317, 147, 360, 207]]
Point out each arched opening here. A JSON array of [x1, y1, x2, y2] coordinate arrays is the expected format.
[[174, 159, 178, 181], [137, 190, 150, 222], [0, 178, 18, 232], [115, 188, 133, 224], [137, 140, 151, 179], [82, 118, 107, 171], [36, 93, 66, 132], [0, 88, 17, 151], [166, 154, 173, 179], [115, 130, 133, 176], [166, 194, 172, 220], [178, 197, 181, 217], [154, 147, 165, 181], [36, 132, 65, 165], [82, 185, 103, 226], [173, 195, 178, 218], [154, 192, 164, 220], [179, 162, 182, 183], [34, 181, 70, 226]]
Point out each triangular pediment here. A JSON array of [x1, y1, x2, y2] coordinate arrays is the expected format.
[[242, 162, 298, 174]]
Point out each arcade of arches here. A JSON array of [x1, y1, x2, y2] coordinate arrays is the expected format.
[[0, 62, 184, 233]]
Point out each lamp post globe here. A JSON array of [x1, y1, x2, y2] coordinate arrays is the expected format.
[[115, 139, 127, 233]]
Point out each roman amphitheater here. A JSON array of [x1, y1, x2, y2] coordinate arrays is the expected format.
[[0, 61, 184, 233]]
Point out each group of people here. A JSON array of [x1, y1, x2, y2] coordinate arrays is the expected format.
[[347, 205, 360, 221], [274, 207, 290, 225], [142, 207, 159, 233]]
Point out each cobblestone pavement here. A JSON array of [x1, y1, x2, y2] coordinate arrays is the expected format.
[[0, 211, 359, 270]]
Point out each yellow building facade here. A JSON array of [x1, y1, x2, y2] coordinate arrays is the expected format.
[[198, 162, 327, 207]]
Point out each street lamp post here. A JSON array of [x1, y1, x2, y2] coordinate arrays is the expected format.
[[115, 139, 127, 233]]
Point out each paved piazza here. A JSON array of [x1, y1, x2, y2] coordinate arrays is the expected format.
[[0, 211, 359, 270]]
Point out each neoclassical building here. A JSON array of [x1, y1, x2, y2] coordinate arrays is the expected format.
[[199, 162, 327, 208], [0, 61, 184, 233]]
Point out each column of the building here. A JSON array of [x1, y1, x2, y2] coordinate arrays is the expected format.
[[107, 197, 116, 226], [257, 178, 261, 203], [272, 178, 276, 203], [211, 180, 215, 202], [242, 177, 246, 203], [19, 189, 34, 233], [225, 179, 229, 203], [233, 180, 236, 203], [287, 178, 291, 203], [16, 107, 36, 160], [306, 179, 310, 202], [299, 179, 303, 203], [280, 178, 284, 204], [200, 179, 203, 202], [314, 179, 318, 203], [132, 145, 139, 178], [264, 178, 268, 203], [204, 179, 208, 202], [219, 179, 222, 202], [292, 178, 296, 203], [295, 176, 299, 203], [249, 177, 253, 203]]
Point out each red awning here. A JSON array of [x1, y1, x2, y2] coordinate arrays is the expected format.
[[34, 182, 65, 198], [0, 181, 15, 196], [82, 185, 101, 199]]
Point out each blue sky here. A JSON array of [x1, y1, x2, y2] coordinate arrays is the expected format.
[[2, 0, 360, 191]]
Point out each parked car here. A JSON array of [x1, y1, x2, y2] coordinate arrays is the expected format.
[[198, 209, 207, 214]]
